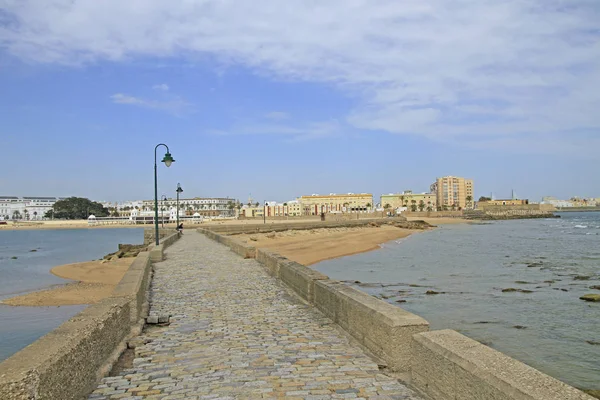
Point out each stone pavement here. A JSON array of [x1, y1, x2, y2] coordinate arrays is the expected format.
[[89, 232, 422, 400]]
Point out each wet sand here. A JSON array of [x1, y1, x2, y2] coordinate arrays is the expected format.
[[1, 258, 132, 306], [238, 225, 420, 266]]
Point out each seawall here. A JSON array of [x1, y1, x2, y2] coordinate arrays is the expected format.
[[0, 230, 181, 400], [198, 224, 594, 400]]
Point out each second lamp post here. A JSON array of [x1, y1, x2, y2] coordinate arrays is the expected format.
[[176, 183, 183, 227]]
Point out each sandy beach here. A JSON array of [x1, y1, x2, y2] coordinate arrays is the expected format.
[[1, 216, 465, 306], [0, 215, 471, 231], [1, 258, 132, 307], [238, 225, 420, 265]]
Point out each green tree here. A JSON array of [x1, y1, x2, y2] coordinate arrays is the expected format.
[[418, 200, 425, 211], [411, 204, 418, 212], [384, 203, 391, 210], [50, 197, 109, 219], [466, 195, 473, 209], [478, 196, 491, 202], [13, 210, 21, 220]]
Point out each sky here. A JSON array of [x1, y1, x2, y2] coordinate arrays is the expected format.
[[1, 0, 599, 203]]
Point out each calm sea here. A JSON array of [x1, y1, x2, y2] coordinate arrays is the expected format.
[[0, 228, 144, 362], [315, 212, 600, 391]]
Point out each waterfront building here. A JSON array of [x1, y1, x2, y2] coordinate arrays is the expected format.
[[380, 191, 436, 212], [140, 197, 237, 217], [430, 176, 474, 210], [481, 199, 529, 206], [299, 193, 373, 215], [0, 196, 66, 220]]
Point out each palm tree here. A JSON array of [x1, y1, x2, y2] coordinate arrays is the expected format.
[[466, 196, 473, 209], [255, 202, 260, 207], [13, 210, 21, 220], [418, 200, 425, 212], [384, 203, 391, 210], [33, 211, 38, 220]]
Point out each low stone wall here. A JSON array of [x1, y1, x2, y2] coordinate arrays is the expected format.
[[403, 211, 464, 218], [0, 232, 181, 400], [411, 330, 593, 400], [149, 231, 181, 262], [200, 228, 594, 400], [143, 227, 175, 245], [205, 217, 407, 235], [314, 280, 429, 372]]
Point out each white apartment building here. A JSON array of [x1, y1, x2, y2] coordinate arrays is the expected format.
[[140, 197, 237, 217], [0, 196, 66, 220]]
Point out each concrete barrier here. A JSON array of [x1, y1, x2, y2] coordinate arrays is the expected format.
[[411, 329, 594, 400], [111, 251, 152, 324], [204, 217, 407, 235], [278, 261, 328, 303], [0, 297, 131, 400], [0, 232, 181, 399], [148, 232, 181, 262], [256, 248, 289, 277], [314, 280, 429, 372]]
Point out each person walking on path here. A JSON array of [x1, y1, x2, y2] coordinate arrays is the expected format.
[[175, 222, 183, 234]]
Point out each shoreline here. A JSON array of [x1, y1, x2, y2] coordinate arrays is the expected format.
[[1, 258, 133, 307], [0, 217, 465, 307], [238, 224, 426, 266]]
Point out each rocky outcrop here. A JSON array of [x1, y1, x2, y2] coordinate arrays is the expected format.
[[580, 294, 600, 302]]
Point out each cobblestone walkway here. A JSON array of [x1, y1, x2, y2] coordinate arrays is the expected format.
[[90, 232, 421, 400]]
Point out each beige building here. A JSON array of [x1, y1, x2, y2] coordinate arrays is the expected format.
[[381, 191, 436, 212], [299, 193, 373, 215], [431, 176, 474, 210], [482, 199, 529, 206]]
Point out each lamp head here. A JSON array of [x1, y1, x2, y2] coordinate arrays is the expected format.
[[176, 183, 183, 193], [162, 152, 175, 167]]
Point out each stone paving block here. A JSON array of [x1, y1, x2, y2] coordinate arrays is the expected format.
[[90, 232, 421, 399]]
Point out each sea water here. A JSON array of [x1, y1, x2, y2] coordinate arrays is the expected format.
[[315, 212, 600, 390], [0, 228, 144, 361]]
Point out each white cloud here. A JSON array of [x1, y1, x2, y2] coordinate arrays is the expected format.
[[110, 93, 191, 115], [265, 111, 290, 120], [208, 119, 341, 141], [152, 83, 169, 91], [1, 0, 599, 153]]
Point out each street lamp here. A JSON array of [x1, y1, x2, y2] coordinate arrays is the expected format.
[[264, 200, 267, 224], [176, 183, 183, 227], [161, 195, 167, 228], [154, 144, 175, 245]]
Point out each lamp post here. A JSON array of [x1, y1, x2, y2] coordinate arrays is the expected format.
[[176, 183, 183, 227], [154, 144, 175, 245], [264, 200, 266, 224], [161, 195, 167, 228]]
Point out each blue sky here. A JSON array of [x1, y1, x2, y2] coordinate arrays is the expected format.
[[1, 0, 599, 203]]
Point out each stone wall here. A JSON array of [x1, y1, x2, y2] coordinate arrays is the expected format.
[[200, 227, 594, 400], [0, 232, 181, 400], [403, 211, 464, 218], [478, 203, 555, 212], [204, 217, 407, 235], [143, 227, 175, 245]]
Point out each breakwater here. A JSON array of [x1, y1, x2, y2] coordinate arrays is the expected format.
[[198, 223, 594, 400], [0, 231, 181, 399]]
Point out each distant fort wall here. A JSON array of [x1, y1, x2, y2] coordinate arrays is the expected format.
[[0, 231, 181, 400], [198, 224, 593, 400]]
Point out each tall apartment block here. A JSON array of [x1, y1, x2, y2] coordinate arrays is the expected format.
[[430, 176, 474, 209]]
